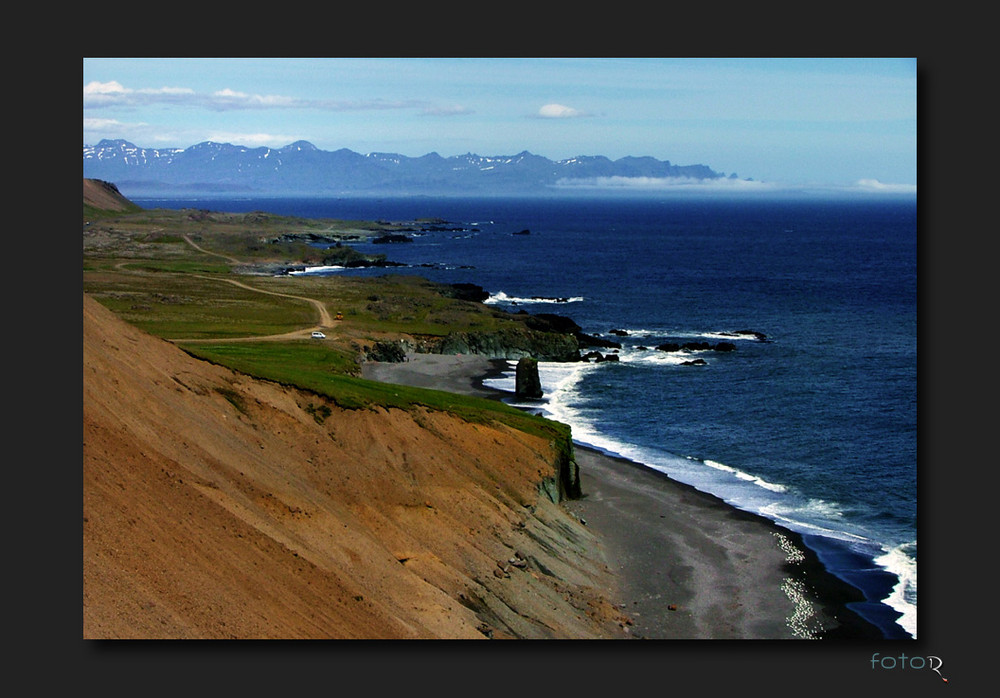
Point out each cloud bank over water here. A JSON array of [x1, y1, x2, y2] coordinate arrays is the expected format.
[[553, 175, 916, 197]]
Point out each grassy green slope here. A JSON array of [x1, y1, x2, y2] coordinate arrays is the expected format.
[[83, 194, 572, 448]]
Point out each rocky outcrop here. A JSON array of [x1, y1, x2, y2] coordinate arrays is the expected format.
[[446, 283, 491, 303], [524, 313, 622, 351], [433, 327, 579, 362], [270, 231, 360, 245], [366, 340, 409, 363], [582, 351, 619, 363], [553, 441, 582, 501], [515, 357, 543, 399], [728, 330, 769, 341], [656, 341, 737, 353], [318, 246, 404, 269], [371, 233, 413, 244]]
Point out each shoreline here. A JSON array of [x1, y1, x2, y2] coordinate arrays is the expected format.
[[361, 353, 885, 639]]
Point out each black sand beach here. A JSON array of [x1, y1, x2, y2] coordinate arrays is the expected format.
[[362, 353, 884, 640]]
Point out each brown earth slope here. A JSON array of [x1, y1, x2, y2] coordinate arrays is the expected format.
[[82, 293, 631, 639], [83, 179, 138, 212]]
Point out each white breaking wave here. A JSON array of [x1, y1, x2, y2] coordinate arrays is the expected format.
[[484, 355, 917, 639], [288, 265, 346, 275], [875, 542, 918, 639], [613, 347, 709, 366], [485, 291, 584, 305], [703, 459, 788, 492], [618, 328, 765, 341]]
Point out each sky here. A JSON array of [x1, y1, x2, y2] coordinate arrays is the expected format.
[[83, 57, 917, 195]]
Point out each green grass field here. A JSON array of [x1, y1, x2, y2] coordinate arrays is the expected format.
[[84, 204, 572, 448]]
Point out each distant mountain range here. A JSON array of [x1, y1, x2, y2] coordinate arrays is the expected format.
[[83, 139, 736, 197]]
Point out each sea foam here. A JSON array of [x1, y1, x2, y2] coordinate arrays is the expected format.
[[288, 265, 346, 275], [875, 542, 918, 638], [487, 354, 917, 637], [485, 290, 585, 306]]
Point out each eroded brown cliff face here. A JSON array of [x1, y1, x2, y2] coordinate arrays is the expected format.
[[82, 294, 629, 639]]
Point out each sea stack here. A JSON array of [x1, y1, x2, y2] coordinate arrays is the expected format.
[[515, 356, 543, 399]]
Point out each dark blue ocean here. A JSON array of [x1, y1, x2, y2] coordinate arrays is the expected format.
[[133, 193, 918, 639]]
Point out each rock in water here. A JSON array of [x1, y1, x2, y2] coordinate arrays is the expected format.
[[515, 357, 543, 399]]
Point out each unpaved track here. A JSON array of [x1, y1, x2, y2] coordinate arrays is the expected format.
[[182, 235, 241, 264], [171, 238, 335, 343]]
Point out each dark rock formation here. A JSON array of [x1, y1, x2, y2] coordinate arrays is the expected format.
[[366, 340, 408, 363], [523, 313, 581, 335], [271, 231, 345, 245], [655, 341, 737, 353], [447, 283, 490, 303], [524, 314, 622, 351], [538, 439, 582, 502], [318, 245, 403, 269], [371, 234, 413, 244], [582, 351, 619, 363], [434, 327, 579, 362], [341, 258, 407, 268], [556, 444, 581, 501], [578, 333, 622, 349], [515, 357, 543, 399]]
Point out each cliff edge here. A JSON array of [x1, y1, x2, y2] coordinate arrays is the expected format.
[[83, 294, 629, 639]]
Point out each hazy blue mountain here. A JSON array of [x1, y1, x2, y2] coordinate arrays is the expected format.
[[83, 139, 731, 197]]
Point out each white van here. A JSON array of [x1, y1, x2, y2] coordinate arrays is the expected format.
[[311, 331, 326, 339]]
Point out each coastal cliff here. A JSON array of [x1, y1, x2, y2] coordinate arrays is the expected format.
[[83, 180, 883, 642], [82, 294, 628, 639]]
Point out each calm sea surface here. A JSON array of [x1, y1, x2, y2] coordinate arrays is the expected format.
[[134, 193, 918, 639]]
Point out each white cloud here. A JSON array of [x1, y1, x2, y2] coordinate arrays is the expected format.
[[853, 179, 917, 194], [537, 103, 588, 118], [83, 116, 156, 143], [84, 80, 127, 96], [83, 115, 298, 148], [554, 175, 776, 191], [84, 81, 196, 107], [210, 89, 300, 109], [204, 131, 304, 147], [83, 117, 133, 130], [552, 176, 918, 198], [85, 80, 435, 114]]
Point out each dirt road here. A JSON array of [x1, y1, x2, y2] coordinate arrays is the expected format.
[[173, 237, 336, 342]]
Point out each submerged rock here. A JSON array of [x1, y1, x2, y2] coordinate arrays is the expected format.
[[680, 358, 707, 366]]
